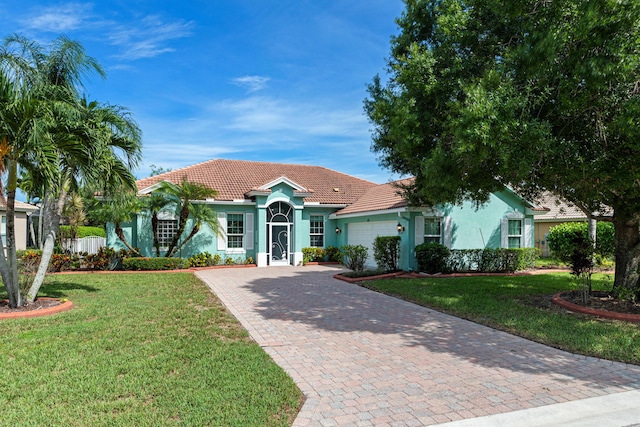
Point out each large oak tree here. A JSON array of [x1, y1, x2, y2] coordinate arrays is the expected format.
[[366, 0, 640, 296]]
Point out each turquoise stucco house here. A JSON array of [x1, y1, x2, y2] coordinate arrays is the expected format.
[[108, 159, 545, 270]]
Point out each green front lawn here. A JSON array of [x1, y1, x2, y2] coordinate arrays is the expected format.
[[0, 273, 302, 426], [360, 273, 640, 365]]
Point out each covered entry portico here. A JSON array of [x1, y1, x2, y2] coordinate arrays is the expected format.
[[253, 177, 311, 267], [267, 201, 293, 266]]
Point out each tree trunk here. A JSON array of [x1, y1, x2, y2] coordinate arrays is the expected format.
[[169, 224, 199, 257], [612, 211, 640, 298], [152, 213, 160, 257], [115, 223, 140, 255], [28, 212, 37, 247], [165, 205, 189, 257], [6, 187, 21, 306], [3, 160, 21, 307], [588, 217, 597, 247], [27, 188, 67, 303]]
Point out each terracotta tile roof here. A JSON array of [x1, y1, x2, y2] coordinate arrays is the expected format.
[[136, 159, 377, 204], [534, 191, 612, 221], [334, 179, 412, 215]]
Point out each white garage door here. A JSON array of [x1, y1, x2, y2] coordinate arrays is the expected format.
[[347, 221, 398, 268]]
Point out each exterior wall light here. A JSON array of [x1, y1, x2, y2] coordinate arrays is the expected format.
[[335, 227, 342, 234], [397, 223, 405, 233]]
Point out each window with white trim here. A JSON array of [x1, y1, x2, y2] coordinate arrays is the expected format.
[[310, 215, 324, 247], [227, 213, 244, 249], [508, 219, 522, 248], [157, 219, 178, 249], [424, 218, 441, 244]]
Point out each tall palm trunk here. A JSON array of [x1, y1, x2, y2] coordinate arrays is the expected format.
[[3, 159, 22, 307], [0, 180, 17, 306], [165, 205, 189, 257], [152, 212, 160, 257], [27, 187, 67, 303]]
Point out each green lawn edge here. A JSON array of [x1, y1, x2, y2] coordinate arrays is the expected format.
[[359, 272, 640, 365], [0, 273, 303, 426]]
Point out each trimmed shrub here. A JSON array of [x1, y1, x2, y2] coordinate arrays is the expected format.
[[325, 246, 342, 262], [302, 247, 325, 263], [122, 257, 187, 271], [59, 225, 106, 239], [49, 253, 81, 272], [547, 221, 614, 262], [415, 242, 450, 274], [186, 252, 214, 267], [373, 236, 401, 272], [416, 246, 537, 274], [341, 244, 368, 272], [447, 248, 538, 273]]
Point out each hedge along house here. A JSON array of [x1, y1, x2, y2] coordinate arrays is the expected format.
[[331, 179, 547, 271]]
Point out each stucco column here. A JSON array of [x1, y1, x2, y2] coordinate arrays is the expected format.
[[256, 206, 268, 267]]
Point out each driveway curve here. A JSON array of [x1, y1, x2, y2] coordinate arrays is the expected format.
[[196, 265, 640, 426]]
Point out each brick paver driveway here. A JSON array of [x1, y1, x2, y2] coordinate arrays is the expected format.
[[196, 266, 640, 426]]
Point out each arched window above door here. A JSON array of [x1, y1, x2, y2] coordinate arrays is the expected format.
[[267, 201, 293, 223]]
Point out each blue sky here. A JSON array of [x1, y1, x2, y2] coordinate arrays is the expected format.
[[2, 1, 406, 184]]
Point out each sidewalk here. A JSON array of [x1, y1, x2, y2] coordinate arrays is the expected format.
[[196, 265, 640, 426]]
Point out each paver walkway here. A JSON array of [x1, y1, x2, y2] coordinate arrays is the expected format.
[[196, 266, 640, 426]]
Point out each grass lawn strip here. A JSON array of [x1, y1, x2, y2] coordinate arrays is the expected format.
[[0, 273, 302, 426], [360, 272, 640, 365]]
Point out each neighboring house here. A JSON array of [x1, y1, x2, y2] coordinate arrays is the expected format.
[[533, 192, 612, 257], [109, 159, 544, 270], [0, 200, 39, 250]]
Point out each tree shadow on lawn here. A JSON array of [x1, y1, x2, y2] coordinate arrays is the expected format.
[[224, 266, 640, 392], [37, 280, 100, 299]]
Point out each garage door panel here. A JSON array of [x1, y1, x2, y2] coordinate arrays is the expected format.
[[347, 221, 397, 268]]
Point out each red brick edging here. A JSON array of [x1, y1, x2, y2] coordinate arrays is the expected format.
[[53, 264, 258, 275], [0, 298, 74, 320], [333, 271, 406, 283], [552, 292, 640, 323]]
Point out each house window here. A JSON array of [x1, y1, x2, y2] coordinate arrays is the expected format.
[[158, 219, 178, 249], [310, 215, 324, 247], [508, 219, 522, 248], [424, 218, 441, 244], [227, 213, 244, 249]]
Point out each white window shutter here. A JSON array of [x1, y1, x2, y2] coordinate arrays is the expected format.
[[501, 218, 508, 248], [524, 218, 532, 248], [414, 217, 424, 247], [245, 213, 254, 250], [217, 212, 227, 250], [443, 217, 453, 248]]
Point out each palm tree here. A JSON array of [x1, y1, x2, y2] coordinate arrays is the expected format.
[[93, 194, 142, 255], [158, 179, 218, 257], [142, 191, 171, 257], [27, 97, 142, 303], [0, 70, 57, 307], [1, 34, 141, 306]]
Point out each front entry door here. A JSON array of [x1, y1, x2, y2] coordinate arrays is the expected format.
[[270, 224, 290, 266]]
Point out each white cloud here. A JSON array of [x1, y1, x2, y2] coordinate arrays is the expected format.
[[212, 96, 367, 138], [231, 75, 270, 93], [109, 15, 194, 60], [22, 3, 93, 32]]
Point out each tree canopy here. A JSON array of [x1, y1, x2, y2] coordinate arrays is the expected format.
[[365, 0, 640, 294], [0, 34, 142, 306]]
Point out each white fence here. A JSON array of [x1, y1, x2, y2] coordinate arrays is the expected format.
[[61, 236, 106, 254]]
